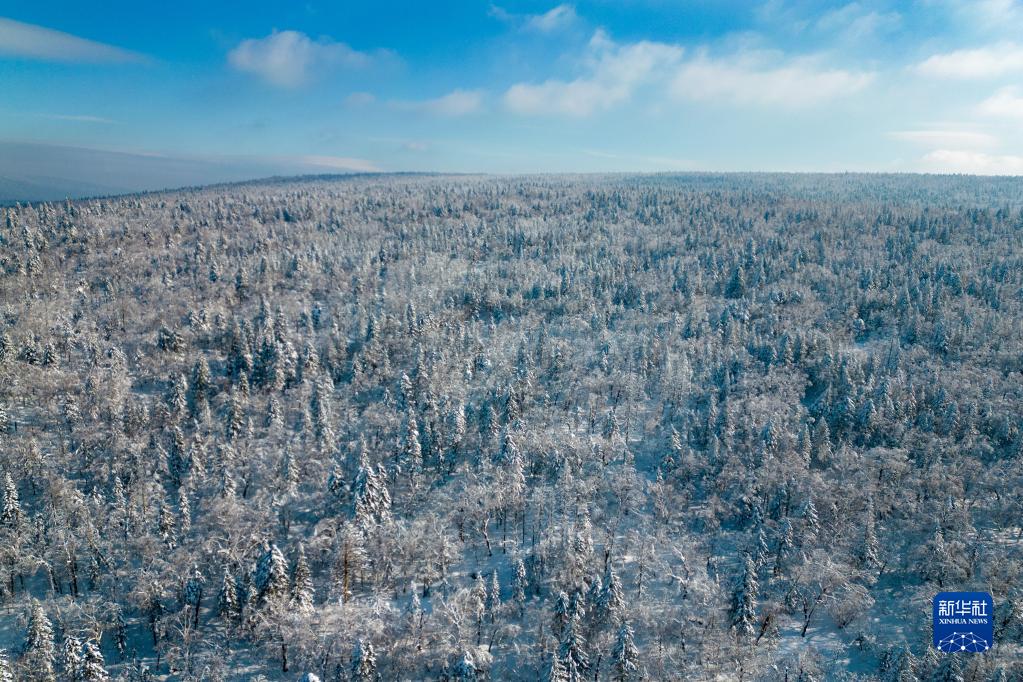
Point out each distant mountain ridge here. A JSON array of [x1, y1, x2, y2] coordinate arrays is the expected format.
[[0, 141, 381, 203]]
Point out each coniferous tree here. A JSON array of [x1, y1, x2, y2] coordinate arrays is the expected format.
[[79, 641, 109, 682], [513, 558, 528, 617], [558, 610, 589, 678], [400, 408, 423, 483], [882, 646, 916, 682], [0, 649, 13, 682], [62, 635, 83, 682], [471, 573, 487, 645], [611, 621, 640, 682], [542, 652, 569, 682], [857, 497, 880, 569], [291, 544, 314, 613], [254, 542, 290, 607], [216, 568, 239, 620], [0, 472, 22, 528], [183, 564, 204, 626], [350, 639, 377, 682], [487, 570, 501, 623], [452, 651, 478, 681], [22, 600, 56, 682], [731, 552, 758, 638], [802, 497, 820, 540], [597, 562, 626, 627], [811, 421, 832, 469], [931, 652, 965, 682]]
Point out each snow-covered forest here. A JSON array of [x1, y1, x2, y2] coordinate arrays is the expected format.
[[0, 174, 1021, 681]]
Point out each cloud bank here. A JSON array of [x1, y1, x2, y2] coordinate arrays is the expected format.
[[228, 30, 375, 87], [503, 31, 683, 116], [0, 17, 144, 63]]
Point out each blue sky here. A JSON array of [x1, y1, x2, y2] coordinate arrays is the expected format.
[[2, 0, 1023, 195]]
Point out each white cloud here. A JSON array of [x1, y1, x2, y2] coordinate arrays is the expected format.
[[491, 4, 579, 32], [941, 0, 1023, 34], [890, 129, 997, 149], [525, 5, 578, 33], [582, 149, 695, 170], [228, 30, 373, 88], [408, 89, 485, 116], [920, 149, 1023, 174], [670, 52, 874, 107], [816, 3, 901, 40], [290, 155, 380, 173], [40, 113, 117, 124], [915, 42, 1023, 78], [503, 31, 683, 116], [977, 86, 1023, 118], [345, 91, 376, 106], [0, 17, 144, 63], [503, 31, 870, 116]]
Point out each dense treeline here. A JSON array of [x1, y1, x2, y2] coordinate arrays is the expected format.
[[0, 174, 1021, 680]]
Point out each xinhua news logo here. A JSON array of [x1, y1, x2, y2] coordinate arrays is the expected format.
[[933, 592, 994, 653]]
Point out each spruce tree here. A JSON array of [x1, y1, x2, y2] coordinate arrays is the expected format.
[[725, 265, 746, 299], [513, 558, 528, 617], [452, 651, 478, 681], [931, 652, 965, 682], [0, 472, 22, 528], [882, 646, 916, 682], [22, 600, 56, 682], [79, 641, 109, 682], [183, 565, 204, 626], [802, 497, 820, 540], [310, 378, 334, 450], [552, 591, 570, 638], [0, 649, 13, 682], [598, 562, 627, 627], [190, 356, 211, 419], [611, 621, 640, 682], [350, 639, 377, 682], [291, 544, 315, 613], [471, 573, 487, 644], [216, 567, 239, 619], [61, 635, 83, 682], [558, 611, 589, 677], [400, 408, 423, 482], [811, 420, 832, 468], [487, 570, 501, 623], [542, 652, 569, 682], [858, 497, 880, 569], [731, 552, 758, 638], [254, 542, 290, 606]]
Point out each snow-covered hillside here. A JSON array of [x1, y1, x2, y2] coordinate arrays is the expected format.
[[0, 174, 1020, 680]]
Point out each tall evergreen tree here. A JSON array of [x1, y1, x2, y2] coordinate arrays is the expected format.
[[731, 552, 758, 638], [0, 472, 22, 528], [216, 567, 238, 620], [61, 635, 83, 682], [0, 649, 13, 682], [597, 562, 626, 627], [350, 639, 378, 682], [857, 497, 880, 569], [254, 542, 290, 606], [558, 611, 589, 678], [291, 544, 314, 613], [452, 651, 478, 681], [79, 641, 109, 682], [513, 558, 528, 617], [22, 600, 56, 682], [611, 621, 640, 682]]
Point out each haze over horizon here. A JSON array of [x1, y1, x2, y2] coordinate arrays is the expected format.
[[4, 1, 1023, 200]]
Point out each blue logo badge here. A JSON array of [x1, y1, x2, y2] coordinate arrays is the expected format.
[[933, 592, 993, 653]]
